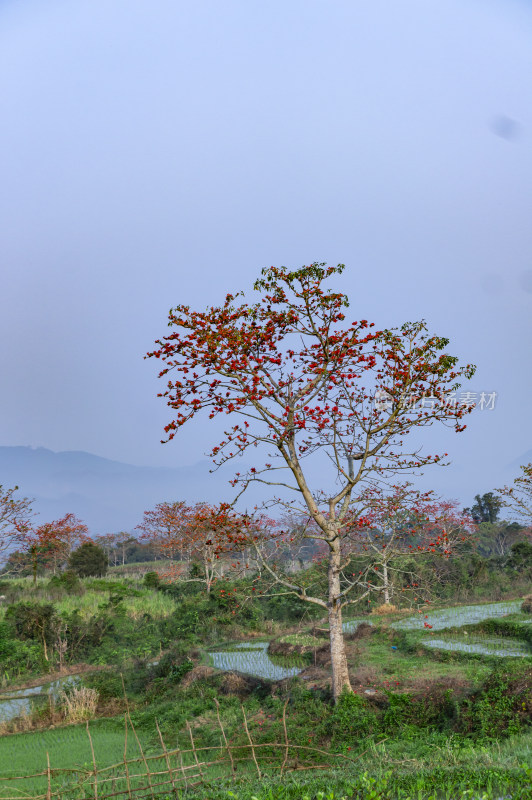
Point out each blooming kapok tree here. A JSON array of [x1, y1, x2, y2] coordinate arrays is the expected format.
[[497, 463, 532, 529], [136, 501, 191, 562], [424, 500, 477, 555], [138, 501, 249, 593], [360, 491, 477, 607], [250, 490, 477, 622], [0, 485, 34, 571], [417, 499, 477, 594], [29, 513, 90, 576], [354, 485, 436, 607], [148, 263, 476, 701]]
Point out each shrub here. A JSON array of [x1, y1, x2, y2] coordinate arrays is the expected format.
[[83, 671, 123, 700], [69, 543, 108, 577], [5, 601, 56, 642], [459, 667, 531, 738], [143, 571, 160, 589], [0, 621, 45, 674], [324, 689, 378, 744], [48, 570, 83, 594], [508, 541, 532, 574]]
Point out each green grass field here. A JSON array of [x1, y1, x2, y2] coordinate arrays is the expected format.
[[0, 719, 153, 797], [0, 578, 177, 623], [0, 583, 530, 798]]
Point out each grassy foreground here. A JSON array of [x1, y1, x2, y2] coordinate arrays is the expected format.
[[0, 573, 531, 798]]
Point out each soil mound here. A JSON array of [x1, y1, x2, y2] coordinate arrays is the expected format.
[[180, 665, 216, 688], [219, 671, 267, 698], [268, 640, 302, 657], [521, 595, 532, 614], [345, 622, 374, 641]]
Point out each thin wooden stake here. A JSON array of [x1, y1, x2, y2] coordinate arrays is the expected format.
[[177, 748, 188, 791], [214, 698, 235, 777], [86, 721, 98, 800], [156, 720, 178, 792], [186, 721, 204, 779], [127, 712, 155, 800], [46, 752, 52, 800], [280, 699, 290, 777], [241, 705, 261, 779], [123, 714, 132, 800]]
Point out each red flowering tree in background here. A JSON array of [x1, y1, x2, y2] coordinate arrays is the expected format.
[[354, 485, 436, 608], [138, 501, 250, 594], [148, 263, 476, 701], [0, 485, 34, 571], [29, 513, 90, 577], [136, 501, 189, 562], [424, 500, 477, 551], [497, 463, 532, 530], [355, 489, 477, 608]]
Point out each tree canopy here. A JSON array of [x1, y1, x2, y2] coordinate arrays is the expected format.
[[148, 263, 477, 701]]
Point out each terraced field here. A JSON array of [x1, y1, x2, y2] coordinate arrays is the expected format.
[[207, 600, 530, 681], [391, 599, 523, 631], [208, 641, 305, 679]]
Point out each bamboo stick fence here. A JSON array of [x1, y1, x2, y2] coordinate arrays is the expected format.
[[0, 704, 362, 800]]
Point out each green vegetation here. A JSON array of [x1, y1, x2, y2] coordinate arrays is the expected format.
[[68, 541, 109, 577], [0, 720, 151, 795], [0, 558, 531, 798]]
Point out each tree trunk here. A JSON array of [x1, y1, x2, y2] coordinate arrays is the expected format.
[[328, 543, 352, 702], [204, 558, 212, 595], [383, 561, 390, 604]]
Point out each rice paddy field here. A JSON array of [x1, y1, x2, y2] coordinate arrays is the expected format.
[[205, 600, 531, 688], [390, 600, 523, 631], [208, 641, 306, 679], [0, 720, 152, 797], [423, 634, 530, 657]]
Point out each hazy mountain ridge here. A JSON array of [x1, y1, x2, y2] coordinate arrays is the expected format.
[[1, 445, 529, 537], [0, 446, 219, 534]]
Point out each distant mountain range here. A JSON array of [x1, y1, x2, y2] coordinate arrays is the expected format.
[[0, 446, 227, 534], [1, 445, 530, 538]]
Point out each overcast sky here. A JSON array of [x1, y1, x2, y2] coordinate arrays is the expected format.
[[1, 0, 531, 508]]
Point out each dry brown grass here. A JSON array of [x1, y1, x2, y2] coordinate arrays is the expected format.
[[60, 687, 99, 723], [373, 603, 399, 614]]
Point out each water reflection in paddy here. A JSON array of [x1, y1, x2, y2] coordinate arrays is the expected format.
[[391, 600, 523, 632], [423, 635, 530, 658], [0, 675, 80, 723], [208, 641, 303, 681]]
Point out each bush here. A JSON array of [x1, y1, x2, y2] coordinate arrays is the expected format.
[[508, 541, 532, 574], [324, 689, 378, 744], [83, 671, 123, 700], [5, 601, 57, 644], [458, 667, 531, 738], [143, 571, 160, 589], [0, 621, 45, 675], [69, 543, 108, 577], [48, 570, 83, 594]]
